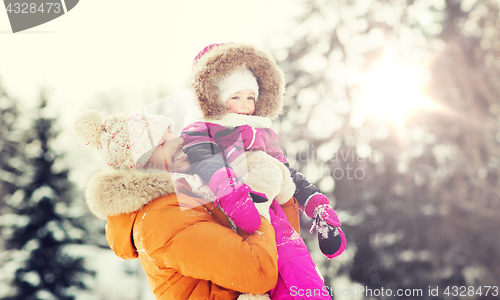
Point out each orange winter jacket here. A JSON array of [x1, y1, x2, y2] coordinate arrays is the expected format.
[[85, 168, 279, 300]]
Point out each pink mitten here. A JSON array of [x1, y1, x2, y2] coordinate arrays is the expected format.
[[305, 194, 346, 259], [210, 168, 262, 234]]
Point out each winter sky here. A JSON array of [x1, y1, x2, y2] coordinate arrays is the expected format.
[[0, 0, 301, 188], [0, 0, 300, 107]]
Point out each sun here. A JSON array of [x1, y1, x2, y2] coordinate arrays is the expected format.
[[356, 50, 435, 126]]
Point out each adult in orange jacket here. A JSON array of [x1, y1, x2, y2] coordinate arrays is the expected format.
[[74, 109, 288, 300]]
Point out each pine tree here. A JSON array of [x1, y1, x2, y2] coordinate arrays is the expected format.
[[0, 78, 32, 297], [0, 78, 26, 214], [1, 92, 93, 300]]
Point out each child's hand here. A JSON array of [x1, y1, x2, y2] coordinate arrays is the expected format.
[[312, 205, 346, 259], [310, 203, 341, 229], [306, 194, 347, 259], [216, 183, 262, 234], [210, 168, 262, 234]]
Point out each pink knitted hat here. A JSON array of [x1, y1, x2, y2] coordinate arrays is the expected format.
[[74, 110, 172, 169], [192, 43, 225, 69]]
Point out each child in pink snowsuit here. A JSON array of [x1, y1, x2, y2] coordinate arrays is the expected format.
[[181, 43, 347, 299]]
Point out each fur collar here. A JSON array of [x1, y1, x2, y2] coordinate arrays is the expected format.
[[205, 113, 272, 128], [85, 168, 176, 219], [190, 44, 285, 120]]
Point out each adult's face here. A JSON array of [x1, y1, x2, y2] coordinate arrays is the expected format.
[[147, 130, 190, 172]]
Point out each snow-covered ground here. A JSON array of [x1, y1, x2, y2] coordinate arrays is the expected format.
[[65, 245, 155, 300]]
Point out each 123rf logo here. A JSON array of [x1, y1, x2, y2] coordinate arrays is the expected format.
[[3, 0, 79, 33]]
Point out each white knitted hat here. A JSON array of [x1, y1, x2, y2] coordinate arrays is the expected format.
[[218, 69, 259, 103], [74, 110, 172, 169]]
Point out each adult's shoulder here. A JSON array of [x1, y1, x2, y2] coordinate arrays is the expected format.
[[85, 168, 176, 219]]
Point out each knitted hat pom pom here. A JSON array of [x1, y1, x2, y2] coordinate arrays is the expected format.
[[74, 110, 104, 149]]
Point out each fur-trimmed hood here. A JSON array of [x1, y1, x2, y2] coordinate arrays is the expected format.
[[190, 44, 286, 120], [85, 168, 176, 219]]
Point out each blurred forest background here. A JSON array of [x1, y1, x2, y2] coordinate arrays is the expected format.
[[1, 0, 500, 299]]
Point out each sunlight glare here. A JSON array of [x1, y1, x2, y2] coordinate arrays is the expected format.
[[358, 51, 435, 126]]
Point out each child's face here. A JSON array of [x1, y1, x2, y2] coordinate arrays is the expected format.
[[147, 128, 190, 172], [224, 89, 256, 115]]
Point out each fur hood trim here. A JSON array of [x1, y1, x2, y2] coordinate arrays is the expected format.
[[85, 168, 175, 219], [207, 113, 272, 128], [190, 44, 285, 120]]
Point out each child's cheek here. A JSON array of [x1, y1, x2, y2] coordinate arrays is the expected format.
[[227, 103, 238, 113]]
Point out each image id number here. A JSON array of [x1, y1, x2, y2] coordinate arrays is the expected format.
[[444, 286, 498, 297], [6, 3, 62, 14]]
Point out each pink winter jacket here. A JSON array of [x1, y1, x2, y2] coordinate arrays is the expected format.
[[181, 118, 323, 210], [182, 120, 286, 182]]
